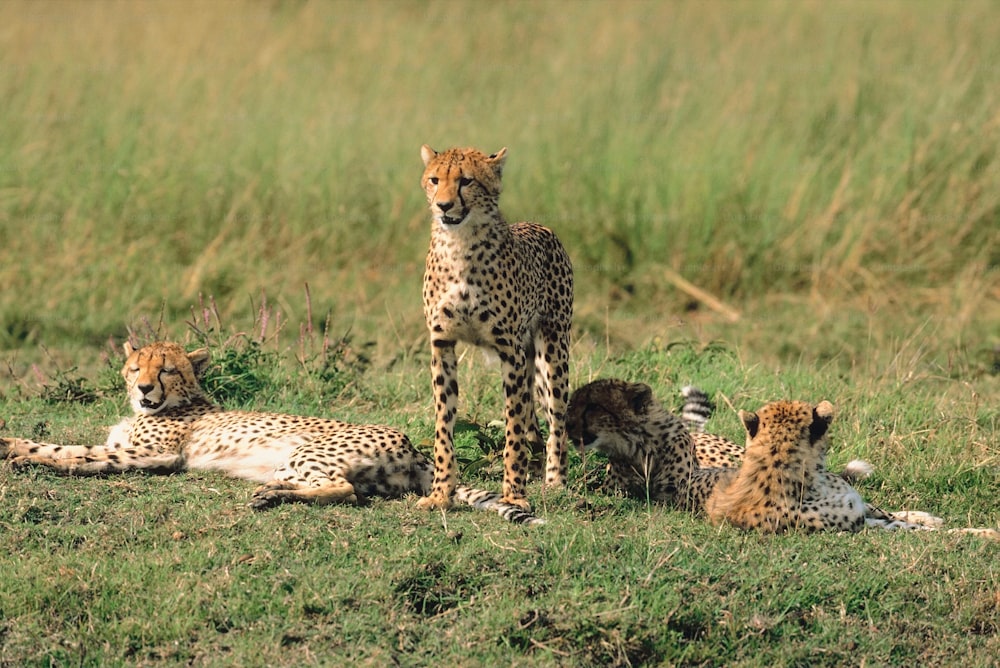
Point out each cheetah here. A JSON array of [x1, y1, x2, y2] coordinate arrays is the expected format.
[[566, 379, 1000, 536], [566, 378, 740, 510], [1, 342, 543, 525], [418, 145, 573, 511], [704, 398, 998, 536]]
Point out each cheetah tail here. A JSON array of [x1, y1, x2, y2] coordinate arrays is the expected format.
[[680, 385, 714, 433], [453, 485, 546, 525], [840, 459, 874, 482]]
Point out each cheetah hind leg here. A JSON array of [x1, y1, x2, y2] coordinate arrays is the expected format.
[[534, 328, 569, 488], [249, 477, 358, 510], [864, 504, 943, 531]]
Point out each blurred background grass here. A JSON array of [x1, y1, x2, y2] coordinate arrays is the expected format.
[[1, 0, 997, 389]]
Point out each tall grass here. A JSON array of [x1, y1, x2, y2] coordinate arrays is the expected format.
[[1, 0, 997, 384], [1, 5, 998, 663]]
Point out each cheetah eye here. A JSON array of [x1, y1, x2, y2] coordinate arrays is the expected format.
[[428, 177, 439, 185], [128, 366, 140, 374], [161, 367, 178, 375], [459, 177, 473, 187]]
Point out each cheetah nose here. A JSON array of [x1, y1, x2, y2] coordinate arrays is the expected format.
[[137, 383, 155, 395], [437, 201, 454, 212]]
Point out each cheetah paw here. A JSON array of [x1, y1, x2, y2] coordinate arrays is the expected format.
[[500, 495, 532, 511], [9, 455, 50, 470], [248, 493, 279, 511], [416, 493, 453, 511]]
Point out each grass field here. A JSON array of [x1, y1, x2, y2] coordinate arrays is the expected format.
[[1, 0, 998, 665]]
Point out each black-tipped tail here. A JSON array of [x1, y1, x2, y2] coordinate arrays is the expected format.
[[680, 385, 714, 433], [454, 485, 546, 525]]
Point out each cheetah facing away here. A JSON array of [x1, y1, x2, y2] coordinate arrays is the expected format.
[[419, 145, 573, 511], [704, 398, 998, 535], [566, 379, 998, 536], [0, 342, 543, 525]]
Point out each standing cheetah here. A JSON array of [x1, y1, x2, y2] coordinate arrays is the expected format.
[[419, 145, 573, 511], [1, 342, 543, 525]]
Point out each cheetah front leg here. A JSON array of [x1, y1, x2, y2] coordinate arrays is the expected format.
[[2, 437, 105, 461], [250, 478, 358, 509], [2, 437, 185, 475], [416, 341, 459, 510], [499, 346, 533, 510]]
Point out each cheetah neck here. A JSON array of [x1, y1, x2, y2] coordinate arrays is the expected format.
[[149, 397, 222, 422]]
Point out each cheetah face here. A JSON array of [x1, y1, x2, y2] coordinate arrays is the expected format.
[[121, 341, 210, 416], [566, 379, 654, 458], [420, 145, 507, 228]]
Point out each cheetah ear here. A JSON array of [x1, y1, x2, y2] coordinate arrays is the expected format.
[[123, 341, 137, 357], [187, 348, 211, 378], [627, 383, 654, 413], [420, 144, 437, 166], [740, 410, 760, 439], [487, 147, 508, 177], [809, 401, 835, 443]]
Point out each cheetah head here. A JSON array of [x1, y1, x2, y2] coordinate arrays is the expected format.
[[739, 399, 835, 459], [566, 378, 657, 460], [121, 341, 211, 416], [420, 145, 507, 228]]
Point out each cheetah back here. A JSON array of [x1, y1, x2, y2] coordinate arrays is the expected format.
[[705, 400, 868, 533]]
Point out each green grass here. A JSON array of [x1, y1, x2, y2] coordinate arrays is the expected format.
[[2, 342, 998, 666], [1, 0, 999, 665]]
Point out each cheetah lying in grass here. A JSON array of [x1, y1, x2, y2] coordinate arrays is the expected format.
[[567, 378, 998, 537], [1, 342, 543, 525]]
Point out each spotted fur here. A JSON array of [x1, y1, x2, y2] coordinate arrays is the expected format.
[[679, 385, 745, 468], [566, 379, 999, 538], [418, 145, 573, 512], [566, 379, 738, 510], [1, 342, 543, 525], [705, 399, 998, 536]]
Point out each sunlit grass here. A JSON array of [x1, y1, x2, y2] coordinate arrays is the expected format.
[[0, 3, 998, 660], [0, 0, 997, 381]]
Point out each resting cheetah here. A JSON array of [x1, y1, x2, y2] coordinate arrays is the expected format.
[[1, 342, 543, 525], [704, 399, 997, 535], [566, 378, 740, 510], [565, 379, 998, 536], [419, 145, 573, 511]]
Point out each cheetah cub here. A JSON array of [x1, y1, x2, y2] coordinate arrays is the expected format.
[[1, 342, 543, 525], [419, 145, 573, 511], [567, 379, 998, 537], [566, 378, 742, 510], [705, 399, 997, 536]]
